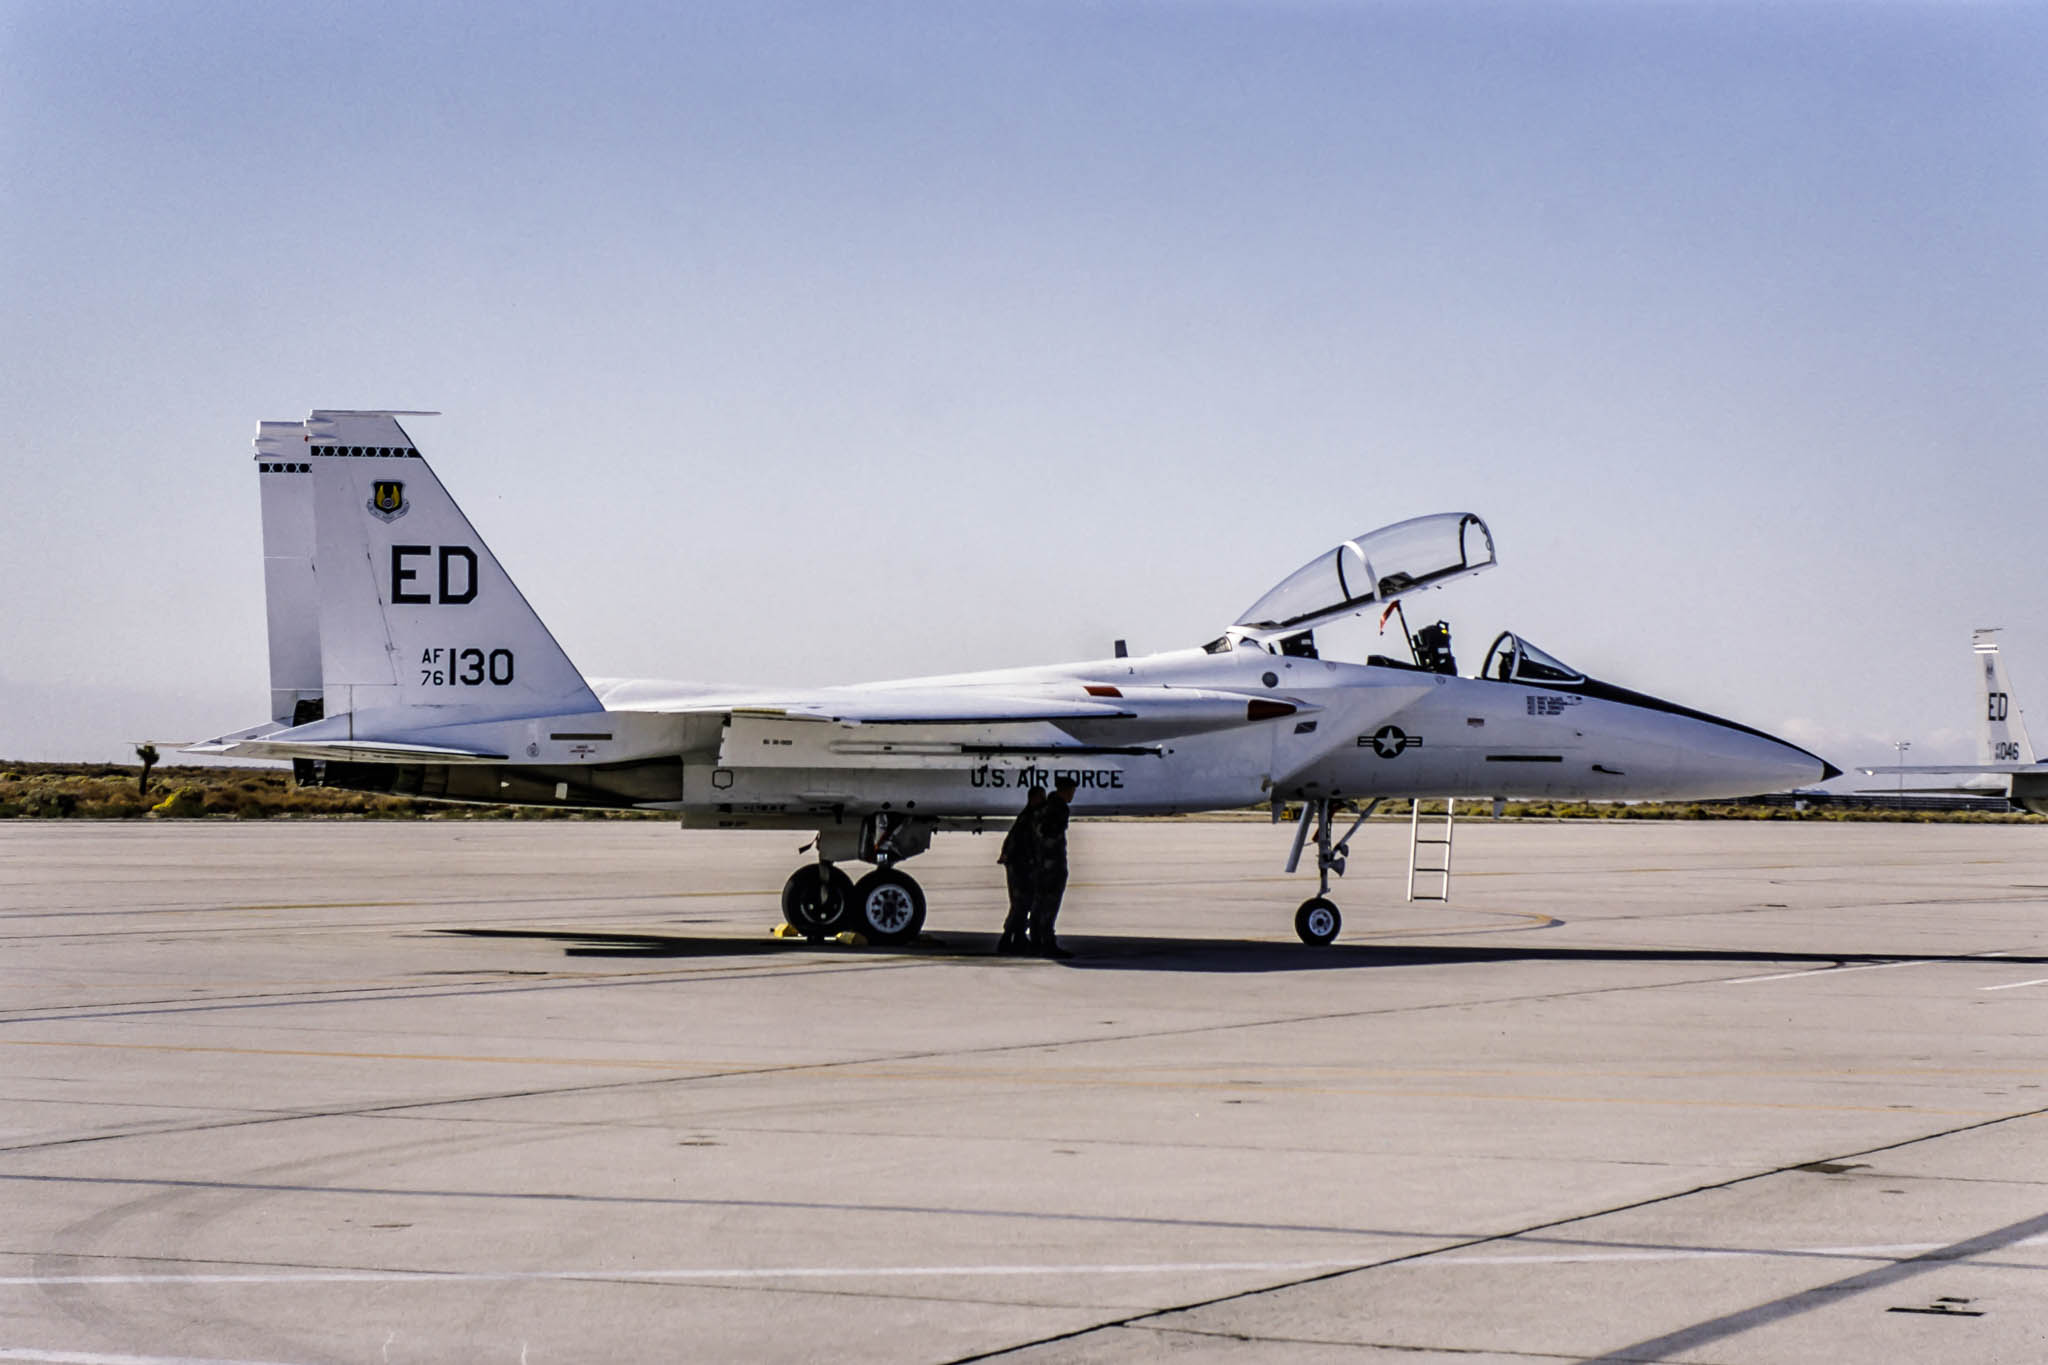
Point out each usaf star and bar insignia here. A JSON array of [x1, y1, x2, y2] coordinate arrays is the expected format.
[[1362, 725, 1422, 758]]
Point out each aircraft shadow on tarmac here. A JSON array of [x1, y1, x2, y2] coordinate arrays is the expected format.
[[437, 928, 2048, 976]]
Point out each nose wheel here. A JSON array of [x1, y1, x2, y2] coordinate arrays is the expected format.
[[1282, 797, 1378, 946], [1295, 897, 1341, 946]]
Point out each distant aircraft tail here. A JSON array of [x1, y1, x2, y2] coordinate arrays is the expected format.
[[263, 411, 600, 727], [1974, 629, 2035, 766]]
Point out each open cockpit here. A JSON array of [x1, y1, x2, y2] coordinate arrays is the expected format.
[[1209, 512, 1609, 693], [1233, 512, 1496, 636], [1209, 513, 1497, 667], [1478, 632, 1585, 687]]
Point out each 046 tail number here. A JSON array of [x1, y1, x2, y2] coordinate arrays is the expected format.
[[420, 646, 514, 686]]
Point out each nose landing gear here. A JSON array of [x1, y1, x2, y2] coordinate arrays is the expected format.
[[1285, 797, 1379, 945], [1294, 896, 1341, 946]]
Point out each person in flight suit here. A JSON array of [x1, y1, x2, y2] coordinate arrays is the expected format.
[[1031, 775, 1078, 959], [995, 785, 1045, 955]]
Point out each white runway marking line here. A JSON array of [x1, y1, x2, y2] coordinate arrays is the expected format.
[[1437, 1234, 2048, 1266], [1725, 949, 2013, 986], [0, 1260, 1358, 1288], [0, 1351, 306, 1365], [1980, 977, 2048, 992], [8, 1235, 2048, 1288], [1724, 959, 1933, 985]]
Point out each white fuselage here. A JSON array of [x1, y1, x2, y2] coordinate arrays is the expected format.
[[568, 644, 1832, 829]]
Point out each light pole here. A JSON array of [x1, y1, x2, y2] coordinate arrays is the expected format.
[[1894, 740, 1910, 796]]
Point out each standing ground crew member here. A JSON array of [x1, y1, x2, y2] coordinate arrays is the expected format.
[[1031, 775, 1078, 958], [995, 785, 1045, 954]]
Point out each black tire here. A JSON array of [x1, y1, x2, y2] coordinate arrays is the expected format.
[[781, 864, 855, 941], [849, 868, 927, 946], [1295, 897, 1341, 946]]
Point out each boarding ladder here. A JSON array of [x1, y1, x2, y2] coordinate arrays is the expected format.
[[1406, 798, 1456, 902]]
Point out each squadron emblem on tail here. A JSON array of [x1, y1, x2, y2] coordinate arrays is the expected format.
[[367, 480, 408, 521]]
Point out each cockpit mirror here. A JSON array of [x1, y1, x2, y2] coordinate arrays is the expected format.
[[1480, 632, 1585, 686], [1233, 512, 1496, 636]]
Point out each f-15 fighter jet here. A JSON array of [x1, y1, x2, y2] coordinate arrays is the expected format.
[[1858, 629, 2048, 814], [194, 411, 1836, 945]]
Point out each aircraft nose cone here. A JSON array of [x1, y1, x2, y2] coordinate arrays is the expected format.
[[1583, 680, 1838, 797], [1685, 719, 1838, 795]]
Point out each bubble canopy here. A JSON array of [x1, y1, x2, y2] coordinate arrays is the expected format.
[[1480, 632, 1584, 685], [1234, 513, 1496, 634]]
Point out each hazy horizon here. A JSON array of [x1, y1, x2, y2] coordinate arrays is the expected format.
[[5, 2, 2042, 779]]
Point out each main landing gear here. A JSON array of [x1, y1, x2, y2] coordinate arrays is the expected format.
[[1284, 797, 1378, 946], [846, 867, 926, 945], [780, 863, 855, 940], [780, 813, 932, 947]]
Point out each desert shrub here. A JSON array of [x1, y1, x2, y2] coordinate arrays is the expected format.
[[22, 793, 79, 817], [78, 798, 146, 818], [151, 786, 207, 818]]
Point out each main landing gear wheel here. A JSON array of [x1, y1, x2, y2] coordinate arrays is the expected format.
[[849, 868, 927, 946], [781, 864, 856, 941], [1295, 897, 1341, 946]]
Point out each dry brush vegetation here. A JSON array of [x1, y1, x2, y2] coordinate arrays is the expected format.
[[0, 762, 2032, 824], [0, 763, 661, 821]]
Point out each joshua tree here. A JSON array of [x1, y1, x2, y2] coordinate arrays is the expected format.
[[135, 743, 159, 796]]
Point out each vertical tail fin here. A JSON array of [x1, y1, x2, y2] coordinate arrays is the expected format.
[[256, 420, 322, 725], [305, 411, 601, 722], [1974, 629, 2035, 765]]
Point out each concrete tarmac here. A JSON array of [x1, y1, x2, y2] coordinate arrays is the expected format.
[[1, 817, 2045, 1363]]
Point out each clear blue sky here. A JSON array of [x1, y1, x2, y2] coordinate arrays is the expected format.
[[4, 1, 2043, 773]]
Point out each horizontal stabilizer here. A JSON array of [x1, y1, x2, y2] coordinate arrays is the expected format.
[[183, 720, 288, 750], [186, 735, 507, 764]]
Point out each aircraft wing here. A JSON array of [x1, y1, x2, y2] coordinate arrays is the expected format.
[[1857, 764, 2041, 775], [726, 692, 1136, 726], [599, 681, 1312, 738], [189, 683, 1321, 766]]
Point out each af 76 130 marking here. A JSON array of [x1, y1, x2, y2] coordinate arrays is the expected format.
[[419, 647, 515, 688]]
